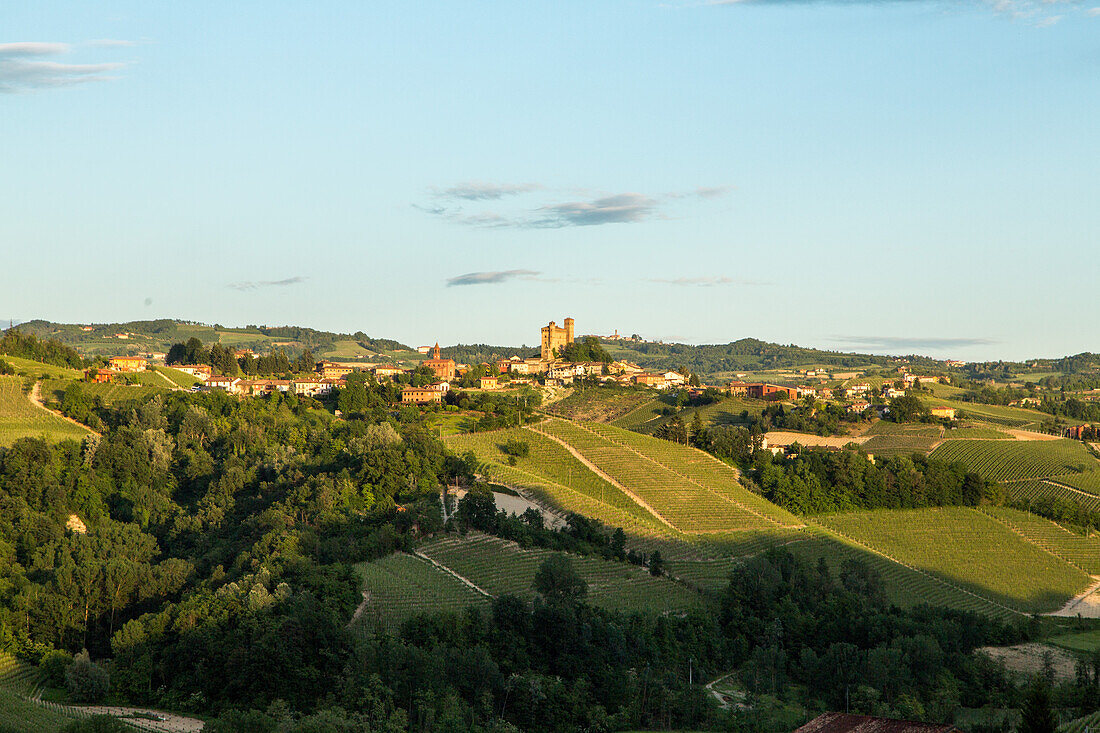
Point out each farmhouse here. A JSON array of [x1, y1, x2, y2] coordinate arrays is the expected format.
[[87, 368, 114, 384], [479, 376, 498, 390], [726, 381, 750, 396], [317, 362, 355, 379], [108, 356, 147, 372], [746, 383, 796, 400], [206, 376, 239, 391], [373, 365, 407, 380], [402, 385, 443, 404], [422, 343, 456, 380], [635, 373, 667, 389], [930, 406, 957, 419], [174, 364, 212, 380]]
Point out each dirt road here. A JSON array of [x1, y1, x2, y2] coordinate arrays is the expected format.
[[28, 380, 100, 437]]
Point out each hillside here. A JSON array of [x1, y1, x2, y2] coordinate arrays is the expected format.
[[0, 376, 93, 446]]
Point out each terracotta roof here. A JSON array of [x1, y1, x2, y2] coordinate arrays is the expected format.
[[795, 713, 957, 733]]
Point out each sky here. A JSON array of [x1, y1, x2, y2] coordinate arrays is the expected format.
[[1, 1, 1098, 361]]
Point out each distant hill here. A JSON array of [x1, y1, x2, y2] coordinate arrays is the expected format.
[[10, 319, 410, 359]]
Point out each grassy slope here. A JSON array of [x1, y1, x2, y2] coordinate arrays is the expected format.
[[40, 377, 165, 407], [979, 506, 1100, 574], [417, 532, 701, 614], [0, 355, 82, 380], [929, 439, 1100, 482], [0, 377, 91, 447], [816, 507, 1090, 613], [152, 366, 200, 388], [0, 653, 73, 733], [351, 553, 489, 631], [547, 387, 656, 423]]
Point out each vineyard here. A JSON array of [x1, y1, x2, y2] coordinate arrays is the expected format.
[[351, 553, 489, 630], [1059, 710, 1100, 733], [929, 439, 1099, 482], [861, 435, 939, 458], [535, 418, 801, 532], [1049, 471, 1100, 496], [41, 377, 166, 407], [609, 399, 666, 431], [865, 421, 943, 438], [979, 506, 1100, 574], [0, 355, 82, 380], [1001, 480, 1100, 514], [943, 426, 1012, 440], [417, 532, 701, 614], [815, 507, 1091, 613], [0, 653, 73, 732], [926, 398, 1056, 429], [786, 527, 1021, 620], [546, 387, 655, 423], [152, 366, 201, 388], [0, 377, 92, 446]]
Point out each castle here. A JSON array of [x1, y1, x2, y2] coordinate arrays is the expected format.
[[540, 318, 574, 362]]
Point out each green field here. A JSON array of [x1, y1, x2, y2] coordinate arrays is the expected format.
[[787, 527, 1020, 620], [929, 439, 1100, 482], [417, 532, 701, 614], [0, 377, 92, 446], [925, 397, 1061, 429], [322, 339, 377, 359], [1002, 479, 1100, 514], [351, 553, 489, 630], [1049, 471, 1100, 497], [610, 398, 668, 431], [980, 506, 1100, 574], [943, 426, 1012, 440], [815, 507, 1090, 613], [861, 435, 939, 458], [40, 377, 165, 407], [1050, 629, 1100, 654], [546, 387, 656, 423], [152, 366, 200, 388], [0, 355, 83, 380], [536, 419, 801, 533]]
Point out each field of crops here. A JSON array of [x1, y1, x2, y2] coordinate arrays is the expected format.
[[351, 553, 489, 630], [1049, 471, 1100, 497], [787, 527, 1021, 620], [0, 355, 82, 380], [610, 399, 667, 431], [815, 507, 1090, 613], [943, 427, 1012, 440], [1002, 479, 1100, 514], [0, 377, 92, 446], [40, 377, 165, 407], [535, 419, 800, 533], [0, 653, 75, 732], [546, 387, 656, 423], [861, 435, 939, 458], [980, 506, 1100, 574], [418, 532, 701, 614], [865, 421, 943, 438], [153, 366, 200, 388], [929, 439, 1100, 482], [1059, 709, 1100, 733], [926, 398, 1058, 428]]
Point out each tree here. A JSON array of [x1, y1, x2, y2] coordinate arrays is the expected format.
[[649, 550, 664, 576], [65, 650, 109, 703], [1019, 679, 1057, 733], [533, 555, 587, 605]]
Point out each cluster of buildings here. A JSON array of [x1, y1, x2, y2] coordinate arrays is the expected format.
[[86, 355, 150, 383]]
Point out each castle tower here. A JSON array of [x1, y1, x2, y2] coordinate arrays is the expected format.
[[564, 318, 574, 344], [432, 342, 440, 359], [540, 317, 575, 362]]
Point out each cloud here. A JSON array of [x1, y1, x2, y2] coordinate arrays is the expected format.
[[434, 182, 543, 201], [0, 41, 130, 93], [648, 275, 768, 286], [446, 269, 542, 287], [534, 193, 659, 227], [1089, 6, 1100, 14], [834, 335, 1000, 352], [227, 276, 308, 291]]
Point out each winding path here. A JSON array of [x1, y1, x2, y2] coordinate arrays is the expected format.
[[27, 380, 100, 437]]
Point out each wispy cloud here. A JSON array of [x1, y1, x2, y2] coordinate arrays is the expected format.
[[434, 182, 543, 201], [1089, 6, 1100, 14], [419, 184, 731, 229], [228, 276, 308, 291], [0, 41, 130, 93], [648, 276, 768, 286], [834, 335, 999, 352], [446, 269, 542, 287], [704, 0, 1078, 26]]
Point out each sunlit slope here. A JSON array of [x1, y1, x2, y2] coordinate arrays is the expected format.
[[0, 377, 92, 446], [815, 507, 1090, 613]]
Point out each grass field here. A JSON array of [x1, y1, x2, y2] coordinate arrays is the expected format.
[[152, 366, 200, 388], [0, 355, 83, 380], [351, 553, 489, 630], [815, 507, 1091, 613], [320, 339, 377, 359], [428, 411, 480, 436], [980, 506, 1100, 574], [536, 419, 801, 533], [1050, 629, 1100, 654], [929, 439, 1100, 482], [40, 377, 165, 407], [417, 532, 701, 614], [0, 377, 92, 446]]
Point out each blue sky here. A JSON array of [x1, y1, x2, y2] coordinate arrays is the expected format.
[[1, 1, 1097, 360]]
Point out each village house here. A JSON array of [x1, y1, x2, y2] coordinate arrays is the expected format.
[[87, 368, 114, 384], [635, 373, 667, 389], [422, 343, 456, 380], [174, 364, 212, 380], [883, 386, 907, 399], [847, 400, 871, 414], [608, 360, 643, 376], [205, 375, 239, 391], [316, 361, 355, 379], [402, 385, 443, 404], [726, 381, 750, 396], [479, 376, 498, 390], [108, 355, 147, 372], [930, 406, 957, 419], [373, 365, 406, 380], [746, 383, 797, 400]]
